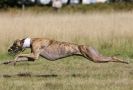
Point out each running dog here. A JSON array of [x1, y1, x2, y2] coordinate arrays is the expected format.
[[3, 37, 128, 65]]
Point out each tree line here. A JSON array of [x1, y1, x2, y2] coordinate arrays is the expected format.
[[0, 0, 133, 8]]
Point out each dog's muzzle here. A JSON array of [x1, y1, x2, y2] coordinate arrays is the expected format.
[[8, 48, 12, 52], [8, 46, 23, 55]]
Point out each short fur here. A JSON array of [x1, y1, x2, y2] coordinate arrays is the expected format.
[[3, 38, 128, 65]]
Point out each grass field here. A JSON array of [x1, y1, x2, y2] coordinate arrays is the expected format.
[[0, 11, 133, 90]]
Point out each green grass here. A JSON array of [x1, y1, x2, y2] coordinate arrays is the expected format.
[[0, 10, 133, 90], [0, 53, 13, 61], [0, 57, 133, 90]]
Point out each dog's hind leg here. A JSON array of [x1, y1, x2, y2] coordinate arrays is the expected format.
[[78, 45, 128, 64]]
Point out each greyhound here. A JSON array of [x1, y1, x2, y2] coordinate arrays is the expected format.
[[3, 37, 128, 65]]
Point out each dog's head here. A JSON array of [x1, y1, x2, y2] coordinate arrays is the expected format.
[[8, 39, 24, 55]]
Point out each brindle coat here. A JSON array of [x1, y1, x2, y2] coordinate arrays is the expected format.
[[3, 38, 128, 65]]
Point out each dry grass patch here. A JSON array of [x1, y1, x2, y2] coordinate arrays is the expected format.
[[0, 12, 133, 57], [0, 11, 133, 90]]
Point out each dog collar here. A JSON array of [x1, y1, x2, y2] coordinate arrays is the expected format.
[[23, 38, 31, 48]]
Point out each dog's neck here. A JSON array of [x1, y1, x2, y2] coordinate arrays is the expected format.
[[23, 38, 31, 48]]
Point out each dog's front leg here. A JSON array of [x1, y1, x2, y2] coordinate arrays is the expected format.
[[12, 53, 39, 65], [15, 53, 38, 61], [2, 53, 39, 65]]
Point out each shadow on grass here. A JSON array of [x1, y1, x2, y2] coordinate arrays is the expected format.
[[2, 72, 58, 78], [1, 72, 90, 78]]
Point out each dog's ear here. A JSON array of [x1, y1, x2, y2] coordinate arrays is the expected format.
[[20, 39, 25, 46], [12, 39, 22, 46], [14, 39, 20, 44]]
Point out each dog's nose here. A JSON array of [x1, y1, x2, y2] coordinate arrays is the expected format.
[[8, 49, 12, 52]]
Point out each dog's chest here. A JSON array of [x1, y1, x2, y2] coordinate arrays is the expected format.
[[40, 44, 78, 60]]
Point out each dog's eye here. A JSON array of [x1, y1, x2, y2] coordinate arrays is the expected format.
[[13, 43, 17, 46]]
